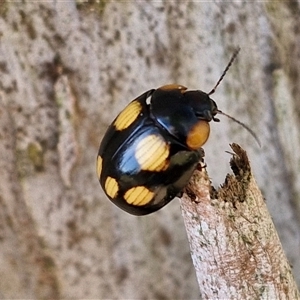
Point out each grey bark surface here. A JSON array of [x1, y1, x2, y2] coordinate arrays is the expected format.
[[0, 2, 300, 298]]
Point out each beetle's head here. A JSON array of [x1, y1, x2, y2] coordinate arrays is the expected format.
[[204, 96, 220, 122], [185, 90, 219, 122], [190, 91, 260, 146]]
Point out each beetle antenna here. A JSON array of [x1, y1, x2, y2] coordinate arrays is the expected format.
[[217, 110, 261, 147], [208, 47, 241, 96]]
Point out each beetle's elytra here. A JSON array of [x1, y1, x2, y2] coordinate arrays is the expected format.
[[97, 49, 258, 215]]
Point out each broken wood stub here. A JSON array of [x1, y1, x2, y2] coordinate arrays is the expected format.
[[180, 143, 299, 299]]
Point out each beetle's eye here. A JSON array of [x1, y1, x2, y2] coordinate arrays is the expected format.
[[196, 110, 213, 121]]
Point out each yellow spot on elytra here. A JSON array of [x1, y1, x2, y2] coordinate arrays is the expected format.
[[135, 134, 169, 171], [114, 100, 142, 131], [158, 84, 187, 93], [124, 186, 154, 206], [105, 176, 119, 199], [96, 155, 103, 179], [186, 120, 210, 150]]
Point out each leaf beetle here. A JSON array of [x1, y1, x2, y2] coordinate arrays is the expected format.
[[97, 48, 259, 215]]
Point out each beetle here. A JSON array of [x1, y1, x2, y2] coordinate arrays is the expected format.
[[97, 48, 259, 215]]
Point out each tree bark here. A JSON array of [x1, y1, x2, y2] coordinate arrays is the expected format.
[[1, 2, 300, 298], [181, 144, 299, 299]]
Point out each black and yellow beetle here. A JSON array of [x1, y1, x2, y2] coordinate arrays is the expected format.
[[97, 49, 259, 215]]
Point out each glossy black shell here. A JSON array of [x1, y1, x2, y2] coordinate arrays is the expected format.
[[97, 86, 218, 215]]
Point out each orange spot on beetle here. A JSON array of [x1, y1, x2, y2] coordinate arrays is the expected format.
[[105, 176, 119, 199], [114, 101, 142, 131], [96, 155, 103, 180], [158, 84, 187, 93], [135, 134, 169, 171], [186, 121, 210, 150], [124, 186, 154, 206]]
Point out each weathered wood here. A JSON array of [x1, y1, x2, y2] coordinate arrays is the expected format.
[[181, 144, 299, 299]]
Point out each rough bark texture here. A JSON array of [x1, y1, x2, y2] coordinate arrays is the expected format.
[[180, 144, 299, 299], [0, 2, 300, 298]]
